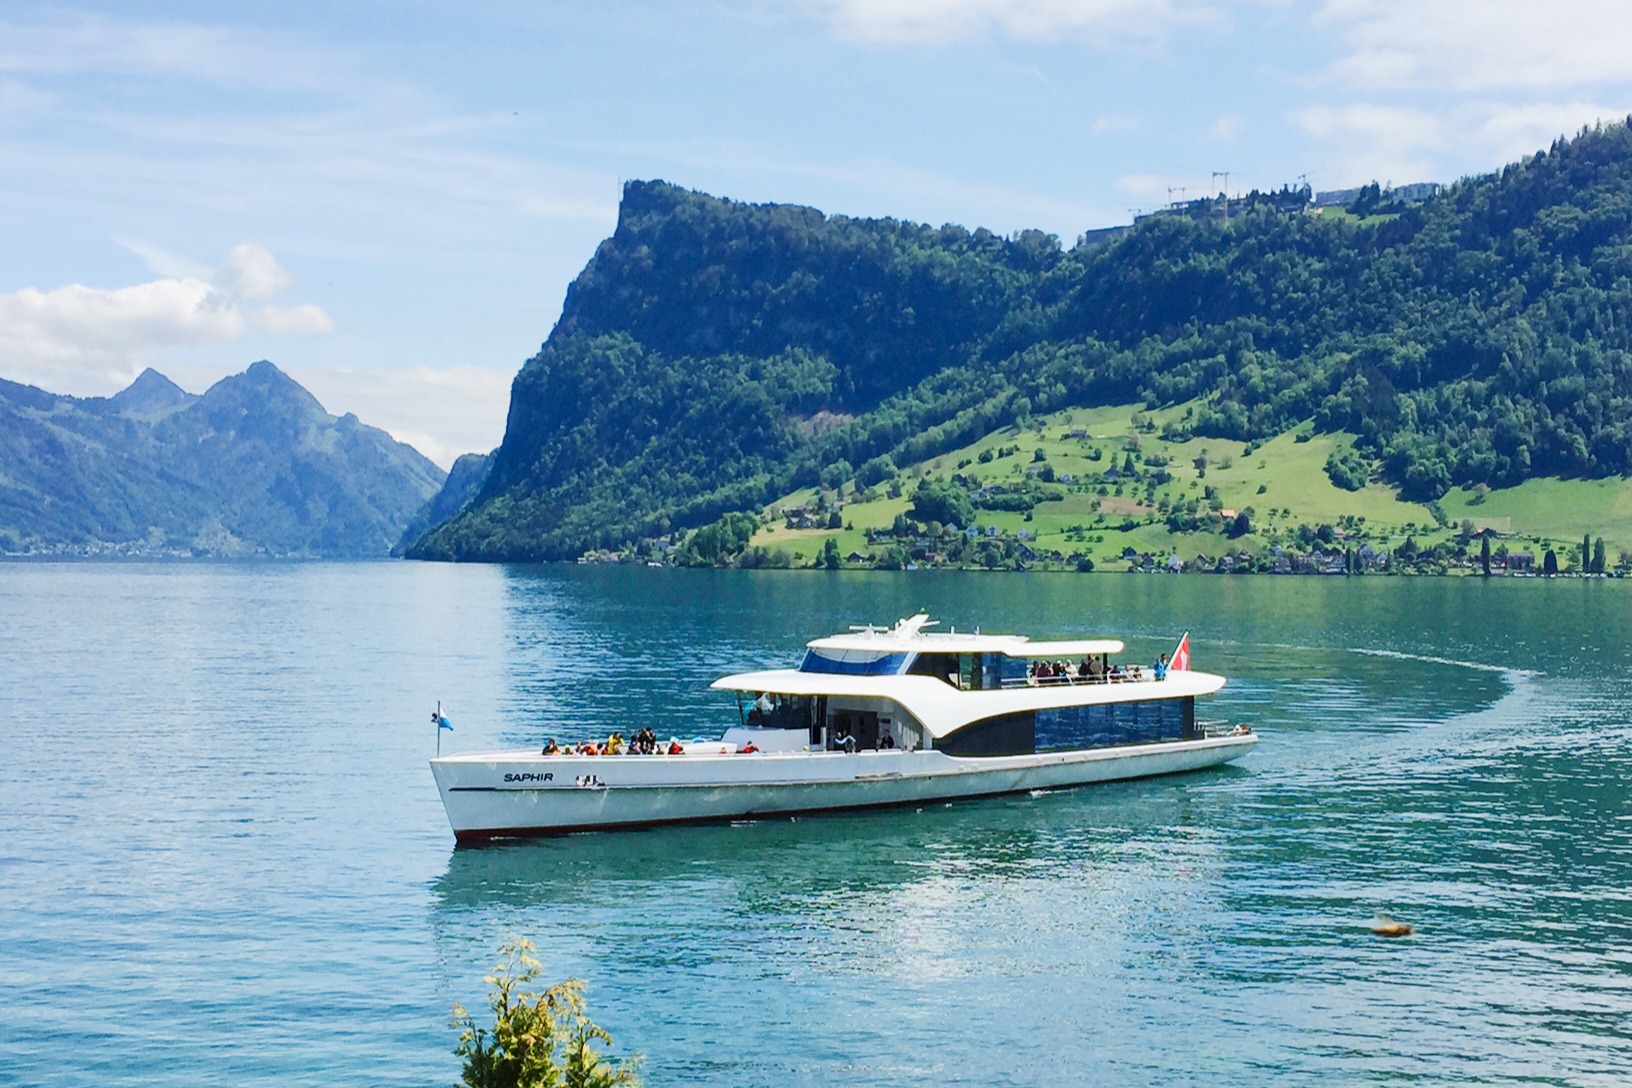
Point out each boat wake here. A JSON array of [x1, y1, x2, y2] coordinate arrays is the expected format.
[[1349, 647, 1536, 679]]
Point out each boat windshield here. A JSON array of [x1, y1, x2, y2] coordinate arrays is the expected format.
[[739, 691, 817, 731], [798, 649, 908, 675]]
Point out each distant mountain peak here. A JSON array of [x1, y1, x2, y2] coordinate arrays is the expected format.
[[243, 359, 298, 386], [204, 360, 325, 415], [109, 367, 195, 418]]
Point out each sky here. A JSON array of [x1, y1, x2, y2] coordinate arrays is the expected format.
[[4, 1, 1632, 468]]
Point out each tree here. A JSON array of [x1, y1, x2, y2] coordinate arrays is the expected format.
[[856, 455, 897, 487], [677, 512, 757, 566], [821, 538, 842, 570], [1228, 511, 1252, 538], [1543, 547, 1559, 576], [1593, 536, 1607, 574], [1583, 533, 1592, 572], [909, 477, 974, 529], [1480, 534, 1491, 576], [453, 939, 640, 1088]]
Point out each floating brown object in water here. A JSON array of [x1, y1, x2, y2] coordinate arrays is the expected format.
[[1372, 914, 1413, 937]]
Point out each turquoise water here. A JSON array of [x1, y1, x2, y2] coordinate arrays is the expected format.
[[3, 563, 1630, 1086]]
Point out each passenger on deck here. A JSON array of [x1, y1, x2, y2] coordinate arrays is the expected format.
[[541, 739, 560, 755], [667, 739, 685, 755], [833, 727, 856, 753], [1154, 654, 1168, 681], [1108, 664, 1124, 682], [880, 729, 896, 750], [740, 741, 760, 754]]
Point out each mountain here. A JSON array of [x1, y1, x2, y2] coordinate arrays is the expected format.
[[0, 361, 446, 556], [107, 367, 196, 419], [411, 121, 1632, 562], [394, 450, 494, 556]]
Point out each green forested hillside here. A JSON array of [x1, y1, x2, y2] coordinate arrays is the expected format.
[[412, 122, 1632, 562], [1, 362, 446, 556]]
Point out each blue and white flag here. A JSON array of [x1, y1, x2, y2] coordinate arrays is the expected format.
[[435, 710, 453, 731]]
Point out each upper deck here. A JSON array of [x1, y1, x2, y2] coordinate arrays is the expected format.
[[712, 614, 1222, 742]]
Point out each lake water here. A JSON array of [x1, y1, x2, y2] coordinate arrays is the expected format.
[[3, 563, 1631, 1087]]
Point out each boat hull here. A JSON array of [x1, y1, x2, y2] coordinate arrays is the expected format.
[[431, 734, 1257, 842]]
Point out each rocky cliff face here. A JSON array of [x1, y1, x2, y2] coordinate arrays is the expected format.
[[0, 361, 445, 556], [411, 180, 1047, 561]]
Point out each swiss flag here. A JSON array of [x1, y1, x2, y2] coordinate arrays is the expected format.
[[1170, 632, 1191, 672]]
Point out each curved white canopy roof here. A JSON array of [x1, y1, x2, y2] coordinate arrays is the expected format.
[[805, 614, 1124, 657]]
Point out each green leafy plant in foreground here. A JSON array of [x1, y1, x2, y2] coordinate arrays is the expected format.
[[453, 939, 641, 1088]]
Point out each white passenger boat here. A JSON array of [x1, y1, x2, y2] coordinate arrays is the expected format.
[[430, 615, 1256, 842]]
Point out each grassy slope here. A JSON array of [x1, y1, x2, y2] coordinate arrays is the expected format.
[[753, 402, 1632, 567]]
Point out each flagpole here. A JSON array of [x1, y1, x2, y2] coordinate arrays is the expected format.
[[435, 699, 442, 757]]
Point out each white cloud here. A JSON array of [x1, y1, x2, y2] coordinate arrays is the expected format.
[[1091, 112, 1139, 134], [1116, 173, 1173, 201], [0, 244, 333, 393], [0, 13, 366, 96], [1474, 101, 1631, 166], [256, 303, 336, 337], [291, 365, 514, 468], [1209, 114, 1242, 141], [1294, 98, 1632, 188], [1316, 0, 1632, 92], [216, 243, 292, 301], [805, 0, 1219, 47], [115, 236, 212, 280], [0, 279, 243, 369], [1292, 103, 1445, 185]]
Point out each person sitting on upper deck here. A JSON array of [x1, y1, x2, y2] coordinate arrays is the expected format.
[[667, 739, 685, 755], [1108, 664, 1124, 682], [1153, 654, 1168, 681], [541, 739, 560, 755]]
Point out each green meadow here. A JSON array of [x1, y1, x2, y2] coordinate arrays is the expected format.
[[752, 402, 1632, 569]]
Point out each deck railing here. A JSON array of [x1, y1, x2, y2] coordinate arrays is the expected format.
[[999, 669, 1152, 689]]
